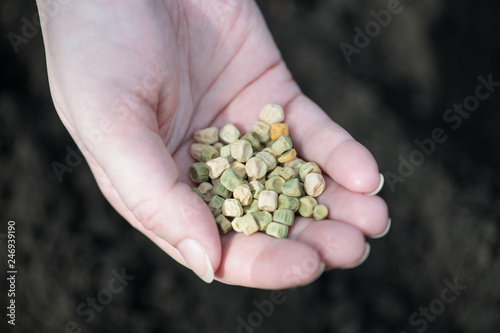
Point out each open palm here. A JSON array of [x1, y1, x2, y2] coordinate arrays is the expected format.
[[39, 0, 388, 288]]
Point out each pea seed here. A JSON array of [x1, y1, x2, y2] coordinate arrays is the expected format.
[[189, 162, 209, 183], [304, 173, 326, 197], [220, 145, 235, 163], [266, 222, 289, 239], [213, 182, 232, 199], [231, 140, 253, 163], [252, 121, 271, 143], [200, 145, 220, 162], [279, 166, 297, 181], [278, 194, 300, 212], [245, 157, 267, 179], [244, 199, 260, 214], [205, 157, 230, 179], [208, 195, 225, 216], [313, 204, 329, 221], [273, 209, 295, 226], [298, 196, 317, 217], [271, 136, 293, 156], [256, 151, 277, 172], [258, 190, 278, 212], [241, 132, 261, 150], [233, 184, 253, 206], [222, 198, 243, 217], [299, 162, 322, 181], [194, 127, 219, 144], [281, 178, 302, 197], [220, 169, 243, 191], [252, 211, 273, 230], [268, 166, 283, 179], [249, 180, 264, 199], [233, 214, 259, 235], [259, 103, 285, 124], [265, 176, 285, 194], [277, 148, 297, 163], [215, 214, 232, 234], [190, 143, 209, 161], [219, 124, 241, 144], [270, 123, 289, 140], [230, 161, 248, 180], [197, 182, 214, 202], [284, 158, 306, 173]]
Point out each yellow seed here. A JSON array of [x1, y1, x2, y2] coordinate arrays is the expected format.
[[194, 127, 219, 144], [233, 184, 253, 206], [270, 123, 289, 140], [205, 157, 230, 179], [304, 173, 326, 197], [230, 161, 248, 180], [277, 149, 297, 163], [245, 157, 268, 179], [259, 103, 285, 124], [190, 143, 209, 161]]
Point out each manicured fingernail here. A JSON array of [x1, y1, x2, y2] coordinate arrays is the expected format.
[[366, 173, 384, 196], [340, 243, 371, 269], [369, 217, 392, 239], [177, 239, 214, 283]]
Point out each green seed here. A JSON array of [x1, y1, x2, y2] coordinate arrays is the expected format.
[[267, 166, 283, 179], [232, 214, 259, 235], [220, 169, 243, 191], [252, 211, 273, 230], [273, 209, 295, 226], [284, 159, 306, 173], [298, 196, 317, 218], [266, 222, 289, 239], [278, 194, 300, 212], [189, 162, 209, 183], [271, 136, 293, 156], [266, 176, 285, 194], [249, 180, 264, 199], [213, 182, 232, 199], [220, 145, 235, 163], [208, 195, 225, 216], [252, 121, 271, 143], [200, 145, 220, 162], [241, 132, 261, 150], [279, 166, 297, 181], [313, 204, 329, 221], [191, 187, 206, 201], [244, 200, 260, 214], [215, 214, 232, 234], [281, 178, 302, 197], [299, 162, 322, 181]]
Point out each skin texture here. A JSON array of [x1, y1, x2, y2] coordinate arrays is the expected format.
[[37, 0, 388, 289]]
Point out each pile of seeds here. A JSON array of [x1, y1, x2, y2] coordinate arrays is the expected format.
[[189, 103, 328, 239]]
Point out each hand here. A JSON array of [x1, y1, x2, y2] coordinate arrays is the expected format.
[[38, 0, 388, 288]]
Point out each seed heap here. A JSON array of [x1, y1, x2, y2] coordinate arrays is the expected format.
[[189, 103, 328, 239]]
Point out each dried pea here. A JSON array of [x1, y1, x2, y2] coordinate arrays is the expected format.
[[313, 204, 329, 221], [304, 173, 326, 197], [194, 127, 219, 144], [205, 157, 230, 179], [241, 132, 261, 150], [278, 194, 300, 212], [198, 182, 214, 202], [219, 124, 241, 144], [273, 209, 295, 226], [200, 145, 219, 162], [249, 180, 264, 199], [215, 214, 232, 234], [266, 222, 289, 239], [259, 103, 285, 124], [189, 162, 209, 183], [279, 166, 297, 181], [231, 140, 253, 163], [213, 182, 232, 199], [232, 214, 259, 235], [190, 143, 209, 161], [222, 199, 243, 217], [244, 200, 260, 214], [252, 121, 271, 143], [281, 178, 303, 197], [252, 211, 273, 230], [208, 195, 225, 216], [299, 162, 322, 181], [256, 151, 277, 172], [270, 123, 289, 140], [268, 166, 283, 179], [271, 136, 293, 156], [245, 157, 268, 179], [258, 190, 278, 212], [220, 169, 243, 191], [230, 161, 248, 180], [233, 184, 253, 206], [277, 148, 297, 163], [298, 196, 317, 218], [220, 145, 235, 163], [265, 176, 285, 194]]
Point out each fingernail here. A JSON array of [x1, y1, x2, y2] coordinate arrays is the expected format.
[[177, 239, 214, 283], [300, 262, 325, 287], [369, 217, 392, 239], [340, 243, 371, 269], [366, 173, 384, 196]]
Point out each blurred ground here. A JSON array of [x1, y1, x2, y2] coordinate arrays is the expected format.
[[1, 0, 500, 332]]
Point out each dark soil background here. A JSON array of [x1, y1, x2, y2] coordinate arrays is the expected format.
[[1, 0, 500, 332]]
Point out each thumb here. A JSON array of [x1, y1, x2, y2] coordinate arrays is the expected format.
[[81, 115, 221, 283]]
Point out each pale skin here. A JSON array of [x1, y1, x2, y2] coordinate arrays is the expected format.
[[38, 0, 389, 288]]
